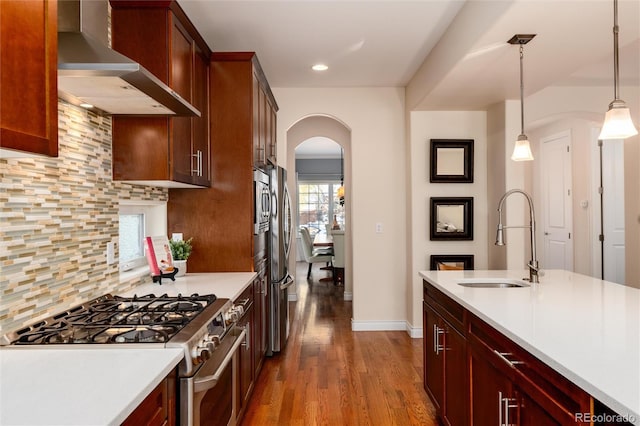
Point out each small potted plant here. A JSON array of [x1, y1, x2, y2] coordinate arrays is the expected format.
[[169, 237, 192, 277]]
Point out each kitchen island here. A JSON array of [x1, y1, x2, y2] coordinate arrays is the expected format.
[[0, 272, 256, 425], [420, 269, 639, 425]]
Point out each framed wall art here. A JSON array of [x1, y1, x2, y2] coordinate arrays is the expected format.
[[430, 139, 474, 183], [430, 254, 475, 271], [430, 197, 473, 240]]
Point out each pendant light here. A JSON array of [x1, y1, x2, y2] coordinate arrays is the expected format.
[[337, 146, 345, 205], [599, 0, 638, 140], [509, 34, 536, 161]]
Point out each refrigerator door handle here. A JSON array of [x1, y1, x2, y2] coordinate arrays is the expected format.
[[279, 274, 295, 290]]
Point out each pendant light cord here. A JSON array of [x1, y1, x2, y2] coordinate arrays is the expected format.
[[613, 0, 620, 101], [519, 43, 525, 135]]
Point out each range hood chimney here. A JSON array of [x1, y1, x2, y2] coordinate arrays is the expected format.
[[57, 0, 200, 116]]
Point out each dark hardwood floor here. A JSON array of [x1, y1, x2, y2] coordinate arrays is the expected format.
[[242, 262, 437, 425]]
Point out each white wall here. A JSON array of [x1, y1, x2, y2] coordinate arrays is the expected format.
[[273, 87, 409, 328], [408, 111, 488, 333]]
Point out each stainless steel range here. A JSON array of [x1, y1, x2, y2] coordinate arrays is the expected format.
[[0, 293, 248, 426]]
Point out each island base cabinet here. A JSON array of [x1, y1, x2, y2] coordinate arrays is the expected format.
[[424, 280, 595, 426], [423, 288, 467, 426]]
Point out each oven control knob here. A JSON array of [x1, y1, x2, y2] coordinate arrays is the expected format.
[[200, 335, 218, 352], [192, 346, 211, 362], [206, 334, 221, 345]]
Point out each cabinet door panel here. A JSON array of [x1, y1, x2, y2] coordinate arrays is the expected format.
[[0, 0, 57, 157], [170, 15, 194, 183], [470, 350, 511, 425], [170, 16, 193, 101], [192, 45, 210, 186], [252, 73, 261, 165], [424, 304, 444, 411], [444, 323, 467, 426], [517, 388, 563, 426]]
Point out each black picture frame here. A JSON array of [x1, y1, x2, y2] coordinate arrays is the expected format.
[[430, 255, 475, 271], [430, 139, 474, 183], [430, 197, 474, 240]]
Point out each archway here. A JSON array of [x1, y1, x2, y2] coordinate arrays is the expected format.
[[285, 115, 353, 300]]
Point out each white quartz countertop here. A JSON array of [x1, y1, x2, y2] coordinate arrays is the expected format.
[[0, 347, 183, 425], [119, 272, 257, 301], [419, 269, 640, 424], [0, 272, 257, 425]]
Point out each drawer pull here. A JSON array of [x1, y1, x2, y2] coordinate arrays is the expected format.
[[433, 324, 446, 355], [494, 350, 524, 368]]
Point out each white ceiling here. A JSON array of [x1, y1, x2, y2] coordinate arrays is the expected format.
[[179, 0, 640, 156], [295, 136, 343, 158]]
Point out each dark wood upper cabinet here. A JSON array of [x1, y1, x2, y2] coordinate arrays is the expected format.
[[168, 52, 277, 272], [109, 0, 210, 188], [0, 0, 58, 157]]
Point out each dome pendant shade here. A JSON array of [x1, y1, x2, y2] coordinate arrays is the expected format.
[[599, 102, 638, 139], [511, 134, 534, 161]]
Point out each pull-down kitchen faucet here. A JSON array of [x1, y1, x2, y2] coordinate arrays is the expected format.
[[495, 189, 540, 283]]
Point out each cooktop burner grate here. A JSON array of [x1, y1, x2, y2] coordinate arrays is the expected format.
[[6, 293, 217, 345]]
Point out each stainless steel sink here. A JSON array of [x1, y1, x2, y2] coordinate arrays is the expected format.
[[457, 278, 530, 288]]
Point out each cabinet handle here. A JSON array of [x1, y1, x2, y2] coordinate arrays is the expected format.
[[192, 152, 198, 176], [191, 150, 203, 176], [494, 350, 524, 368], [240, 324, 250, 351], [498, 391, 519, 426], [433, 324, 445, 355]]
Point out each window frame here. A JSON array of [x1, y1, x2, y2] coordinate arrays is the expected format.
[[296, 180, 344, 235], [118, 201, 167, 275]]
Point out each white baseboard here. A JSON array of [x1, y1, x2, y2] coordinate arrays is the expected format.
[[406, 323, 423, 339], [350, 319, 423, 338], [343, 291, 353, 301], [351, 319, 406, 332]]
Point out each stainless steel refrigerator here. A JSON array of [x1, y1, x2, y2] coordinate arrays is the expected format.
[[267, 166, 294, 355]]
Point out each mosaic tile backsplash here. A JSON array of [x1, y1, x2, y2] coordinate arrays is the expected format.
[[0, 101, 167, 334]]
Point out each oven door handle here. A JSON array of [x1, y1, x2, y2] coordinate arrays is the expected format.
[[193, 328, 247, 393]]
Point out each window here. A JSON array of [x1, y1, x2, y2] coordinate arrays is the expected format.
[[119, 213, 146, 271], [298, 181, 344, 236], [119, 201, 167, 273]]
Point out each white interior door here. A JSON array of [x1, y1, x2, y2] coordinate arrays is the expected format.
[[541, 131, 574, 271], [602, 139, 625, 284]]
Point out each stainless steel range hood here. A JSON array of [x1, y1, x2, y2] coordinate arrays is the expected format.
[[57, 0, 200, 116]]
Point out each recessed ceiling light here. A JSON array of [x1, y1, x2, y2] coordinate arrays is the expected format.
[[312, 64, 328, 71], [79, 103, 93, 109]]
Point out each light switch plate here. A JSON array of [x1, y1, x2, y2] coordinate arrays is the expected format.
[[106, 242, 116, 265], [375, 223, 383, 233]]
